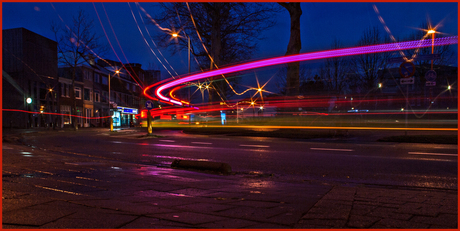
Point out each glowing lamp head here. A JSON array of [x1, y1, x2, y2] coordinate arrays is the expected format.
[[49, 88, 53, 92], [378, 83, 382, 88], [115, 70, 120, 74], [259, 106, 264, 110], [427, 29, 436, 34], [26, 98, 32, 104], [172, 33, 178, 38], [258, 88, 262, 92], [448, 85, 451, 90], [251, 102, 255, 105]]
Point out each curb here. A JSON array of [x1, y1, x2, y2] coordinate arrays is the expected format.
[[171, 159, 232, 174]]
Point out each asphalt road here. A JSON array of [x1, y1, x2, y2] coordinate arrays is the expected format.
[[19, 128, 458, 190]]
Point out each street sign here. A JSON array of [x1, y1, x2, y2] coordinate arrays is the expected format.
[[425, 70, 437, 82], [145, 100, 154, 110], [425, 81, 436, 87], [388, 54, 441, 64], [399, 62, 416, 78], [110, 102, 117, 109], [400, 77, 414, 85]]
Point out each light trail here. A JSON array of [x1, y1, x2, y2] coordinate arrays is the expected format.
[[408, 152, 457, 157], [133, 2, 179, 78], [191, 142, 213, 145], [148, 36, 458, 106], [310, 148, 354, 152], [239, 144, 270, 148], [188, 125, 458, 131], [2, 109, 111, 120]]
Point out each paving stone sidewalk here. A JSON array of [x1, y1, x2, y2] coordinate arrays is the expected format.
[[2, 130, 458, 229]]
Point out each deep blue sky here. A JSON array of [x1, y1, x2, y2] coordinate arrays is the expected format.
[[3, 2, 458, 81]]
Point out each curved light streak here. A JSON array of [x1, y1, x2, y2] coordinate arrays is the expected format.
[[151, 36, 458, 106]]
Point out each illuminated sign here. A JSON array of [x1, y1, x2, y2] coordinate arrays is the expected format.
[[117, 106, 138, 114]]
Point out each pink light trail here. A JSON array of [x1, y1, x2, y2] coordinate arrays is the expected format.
[[149, 36, 458, 106]]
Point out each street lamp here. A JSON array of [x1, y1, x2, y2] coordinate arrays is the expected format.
[[172, 32, 191, 106], [427, 29, 436, 70], [108, 69, 120, 131]]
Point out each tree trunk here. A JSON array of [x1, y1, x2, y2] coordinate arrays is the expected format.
[[71, 64, 78, 131], [279, 3, 302, 96], [208, 3, 222, 103]]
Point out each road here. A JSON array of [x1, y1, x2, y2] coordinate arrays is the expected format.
[[21, 128, 458, 190]]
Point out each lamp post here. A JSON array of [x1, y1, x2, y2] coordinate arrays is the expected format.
[[427, 29, 436, 70], [108, 70, 120, 131], [172, 32, 192, 124], [26, 97, 32, 128], [172, 33, 191, 100]]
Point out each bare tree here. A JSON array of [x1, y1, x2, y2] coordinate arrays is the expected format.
[[51, 9, 106, 131], [151, 2, 281, 101], [278, 3, 302, 96], [275, 65, 311, 95], [320, 38, 351, 97], [351, 26, 391, 93]]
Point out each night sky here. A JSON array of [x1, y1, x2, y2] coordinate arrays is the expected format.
[[3, 2, 458, 84]]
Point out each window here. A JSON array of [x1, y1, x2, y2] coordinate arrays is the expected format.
[[85, 108, 92, 125], [94, 90, 100, 102], [61, 83, 65, 97], [94, 73, 100, 83], [61, 83, 70, 97], [132, 84, 136, 92], [126, 83, 130, 91], [84, 70, 91, 81], [102, 76, 108, 85], [61, 105, 71, 125], [74, 87, 81, 99], [84, 88, 92, 101], [102, 91, 108, 103]]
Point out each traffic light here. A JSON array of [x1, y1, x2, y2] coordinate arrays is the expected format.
[[40, 105, 45, 113]]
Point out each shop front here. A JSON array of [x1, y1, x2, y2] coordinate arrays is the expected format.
[[111, 106, 138, 127]]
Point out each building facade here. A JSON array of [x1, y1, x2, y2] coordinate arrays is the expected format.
[[3, 28, 59, 128]]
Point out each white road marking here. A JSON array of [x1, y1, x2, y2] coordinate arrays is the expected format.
[[408, 152, 457, 157], [239, 144, 270, 148], [159, 140, 175, 143], [154, 144, 204, 149], [310, 148, 354, 152], [191, 142, 213, 145]]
